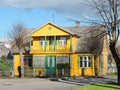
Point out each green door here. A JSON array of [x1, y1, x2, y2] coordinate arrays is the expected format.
[[45, 56, 56, 77]]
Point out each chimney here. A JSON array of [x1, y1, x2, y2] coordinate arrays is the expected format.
[[75, 21, 80, 27]]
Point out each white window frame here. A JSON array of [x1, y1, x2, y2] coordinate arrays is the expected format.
[[78, 56, 92, 68], [49, 36, 54, 45], [33, 56, 45, 68], [58, 36, 66, 46], [40, 37, 45, 46], [56, 56, 69, 64]]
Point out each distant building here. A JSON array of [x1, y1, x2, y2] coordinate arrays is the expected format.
[[0, 43, 10, 57]]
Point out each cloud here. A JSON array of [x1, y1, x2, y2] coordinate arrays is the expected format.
[[0, 0, 92, 17]]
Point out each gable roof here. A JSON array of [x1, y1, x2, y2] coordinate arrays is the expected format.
[[29, 22, 80, 37]]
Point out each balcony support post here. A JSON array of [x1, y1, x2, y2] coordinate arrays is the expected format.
[[70, 35, 72, 52], [30, 37, 32, 51], [44, 36, 47, 52], [54, 35, 56, 52]]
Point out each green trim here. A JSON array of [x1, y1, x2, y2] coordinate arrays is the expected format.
[[44, 36, 47, 52], [30, 37, 33, 51], [54, 36, 56, 51], [78, 56, 80, 68], [30, 37, 31, 51], [70, 35, 72, 52], [32, 56, 34, 68]]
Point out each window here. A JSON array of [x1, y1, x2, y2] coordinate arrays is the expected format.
[[40, 37, 45, 46], [33, 56, 45, 68], [49, 37, 54, 45], [58, 36, 67, 46], [24, 56, 32, 68], [56, 56, 69, 64], [78, 56, 92, 68], [30, 38, 33, 46]]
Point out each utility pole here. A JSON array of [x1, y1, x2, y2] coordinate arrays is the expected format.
[[52, 12, 55, 23]]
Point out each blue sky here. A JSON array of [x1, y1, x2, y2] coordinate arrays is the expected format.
[[0, 0, 93, 41]]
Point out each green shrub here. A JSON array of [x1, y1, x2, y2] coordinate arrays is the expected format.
[[0, 56, 12, 71], [0, 56, 12, 77], [57, 63, 70, 77]]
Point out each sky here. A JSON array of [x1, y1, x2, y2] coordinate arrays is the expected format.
[[0, 0, 93, 41]]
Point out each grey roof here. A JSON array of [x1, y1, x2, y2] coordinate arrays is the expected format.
[[0, 44, 10, 57], [72, 26, 106, 53], [64, 26, 105, 37], [11, 45, 30, 54]]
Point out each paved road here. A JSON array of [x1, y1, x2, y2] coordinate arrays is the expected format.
[[0, 77, 117, 90], [0, 78, 79, 90]]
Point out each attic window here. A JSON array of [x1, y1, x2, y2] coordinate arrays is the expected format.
[[48, 27, 52, 30]]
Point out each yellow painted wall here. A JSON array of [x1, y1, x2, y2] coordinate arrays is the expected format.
[[96, 35, 108, 76], [70, 54, 95, 76], [34, 68, 45, 77], [101, 35, 108, 75], [72, 37, 79, 52], [33, 37, 39, 47], [14, 55, 20, 76]]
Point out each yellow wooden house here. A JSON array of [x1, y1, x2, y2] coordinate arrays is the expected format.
[[13, 22, 108, 77]]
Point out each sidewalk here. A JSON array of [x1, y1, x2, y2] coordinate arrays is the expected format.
[[56, 76, 117, 86]]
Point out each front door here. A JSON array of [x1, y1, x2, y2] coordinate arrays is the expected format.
[[45, 56, 56, 77]]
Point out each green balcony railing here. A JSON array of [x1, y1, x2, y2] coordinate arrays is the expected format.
[[30, 45, 72, 53]]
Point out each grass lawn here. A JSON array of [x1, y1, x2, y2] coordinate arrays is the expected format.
[[75, 83, 120, 90]]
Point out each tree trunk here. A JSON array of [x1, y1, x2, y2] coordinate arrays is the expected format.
[[94, 60, 98, 76], [109, 41, 120, 85], [94, 55, 99, 76], [19, 49, 24, 78]]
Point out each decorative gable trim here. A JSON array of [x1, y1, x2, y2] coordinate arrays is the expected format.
[[29, 22, 79, 37]]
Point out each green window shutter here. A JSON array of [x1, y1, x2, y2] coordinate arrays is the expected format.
[[44, 36, 47, 52], [70, 35, 72, 52], [78, 56, 80, 67], [54, 36, 56, 51], [30, 37, 33, 51]]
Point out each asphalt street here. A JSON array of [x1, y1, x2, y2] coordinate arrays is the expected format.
[[0, 77, 117, 90], [0, 78, 78, 90]]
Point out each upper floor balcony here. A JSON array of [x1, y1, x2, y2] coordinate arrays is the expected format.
[[30, 45, 72, 54], [30, 35, 74, 54]]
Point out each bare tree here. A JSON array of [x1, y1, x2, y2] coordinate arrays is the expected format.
[[9, 21, 29, 78], [88, 0, 120, 84]]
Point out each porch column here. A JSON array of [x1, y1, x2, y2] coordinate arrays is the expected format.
[[70, 35, 72, 52], [44, 36, 47, 52], [30, 37, 33, 51], [54, 35, 56, 52]]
